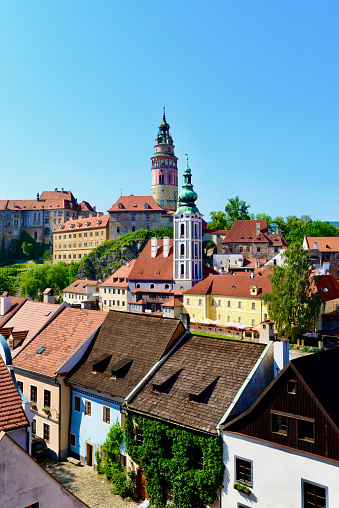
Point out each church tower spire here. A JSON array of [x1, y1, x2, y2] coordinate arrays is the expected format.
[[151, 108, 178, 211], [173, 160, 203, 290]]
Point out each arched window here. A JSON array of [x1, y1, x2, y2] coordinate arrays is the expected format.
[[45, 227, 50, 236], [159, 174, 164, 184], [195, 244, 198, 258], [164, 284, 169, 289], [180, 263, 184, 276], [150, 284, 154, 289], [136, 284, 140, 288], [195, 263, 198, 278], [180, 223, 185, 237], [180, 244, 185, 257], [34, 231, 37, 240], [195, 223, 198, 238]]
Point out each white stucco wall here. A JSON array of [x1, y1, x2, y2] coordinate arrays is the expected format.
[[222, 431, 339, 508]]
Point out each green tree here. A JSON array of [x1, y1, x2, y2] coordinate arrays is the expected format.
[[19, 262, 79, 301], [224, 195, 251, 229], [207, 210, 227, 230], [0, 267, 18, 294], [263, 244, 322, 342]]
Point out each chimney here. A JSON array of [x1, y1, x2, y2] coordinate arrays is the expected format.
[[275, 225, 279, 235], [180, 312, 190, 332], [163, 236, 170, 258], [36, 193, 39, 202], [256, 222, 260, 236], [43, 288, 55, 304], [0, 292, 12, 316], [314, 241, 318, 250], [55, 188, 58, 191], [273, 338, 289, 377], [259, 320, 275, 344], [151, 237, 157, 258]]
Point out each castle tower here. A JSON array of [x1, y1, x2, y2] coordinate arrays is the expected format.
[[173, 160, 203, 290], [151, 108, 178, 211]]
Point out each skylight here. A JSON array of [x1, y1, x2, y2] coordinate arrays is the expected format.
[[45, 311, 51, 316], [37, 347, 45, 354]]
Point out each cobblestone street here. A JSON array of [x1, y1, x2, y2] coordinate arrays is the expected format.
[[43, 460, 140, 508]]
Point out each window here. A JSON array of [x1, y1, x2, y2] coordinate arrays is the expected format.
[[85, 400, 91, 416], [70, 433, 76, 447], [198, 299, 202, 306], [44, 389, 51, 408], [17, 380, 23, 392], [235, 457, 252, 486], [238, 301, 242, 308], [251, 319, 255, 326], [227, 300, 231, 307], [74, 395, 80, 412], [218, 300, 221, 306], [31, 418, 36, 435], [43, 423, 50, 442], [251, 302, 255, 310], [135, 425, 143, 446], [30, 385, 37, 403], [303, 480, 327, 508], [272, 413, 288, 435], [238, 317, 241, 323], [288, 380, 297, 394], [298, 420, 315, 443], [186, 298, 190, 305], [192, 446, 203, 470], [257, 247, 261, 252], [103, 406, 110, 424]]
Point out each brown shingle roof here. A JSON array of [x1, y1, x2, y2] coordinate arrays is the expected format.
[[13, 308, 107, 376], [127, 334, 268, 434], [67, 311, 185, 398], [129, 239, 173, 281], [0, 356, 29, 432], [108, 195, 165, 212], [63, 280, 99, 294], [185, 273, 272, 297], [222, 219, 288, 247]]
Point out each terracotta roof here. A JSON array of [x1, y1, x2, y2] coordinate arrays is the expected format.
[[108, 195, 166, 212], [129, 239, 174, 281], [2, 300, 60, 355], [0, 297, 28, 325], [127, 334, 268, 434], [304, 237, 339, 252], [185, 273, 272, 297], [100, 260, 136, 287], [161, 298, 183, 308], [243, 257, 268, 267], [79, 200, 96, 212], [63, 280, 99, 294], [314, 274, 339, 302], [13, 307, 107, 377], [0, 198, 75, 211], [67, 311, 185, 398], [221, 220, 288, 247], [39, 190, 76, 203], [0, 356, 29, 432], [53, 215, 109, 233]]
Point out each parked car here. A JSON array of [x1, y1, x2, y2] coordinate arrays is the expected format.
[[31, 435, 48, 460]]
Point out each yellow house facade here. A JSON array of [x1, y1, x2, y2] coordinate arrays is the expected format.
[[53, 215, 109, 264], [184, 274, 272, 328], [99, 259, 136, 312]]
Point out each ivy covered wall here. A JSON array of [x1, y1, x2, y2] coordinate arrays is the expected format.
[[125, 413, 224, 508]]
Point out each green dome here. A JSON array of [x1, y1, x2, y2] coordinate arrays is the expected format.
[[175, 163, 201, 215]]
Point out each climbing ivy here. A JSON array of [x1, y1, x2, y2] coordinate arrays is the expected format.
[[125, 413, 224, 508]]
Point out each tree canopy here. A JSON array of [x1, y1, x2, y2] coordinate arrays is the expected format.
[[208, 196, 250, 230], [263, 244, 322, 341], [0, 268, 18, 295]]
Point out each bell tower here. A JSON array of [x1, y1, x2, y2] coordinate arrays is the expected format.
[[173, 160, 203, 290], [151, 108, 178, 211]]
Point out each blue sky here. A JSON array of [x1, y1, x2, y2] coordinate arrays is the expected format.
[[1, 1, 338, 221]]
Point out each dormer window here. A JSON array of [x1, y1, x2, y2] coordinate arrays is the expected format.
[[110, 358, 133, 379], [144, 203, 149, 209], [76, 223, 80, 228], [250, 286, 258, 296], [118, 203, 123, 209]]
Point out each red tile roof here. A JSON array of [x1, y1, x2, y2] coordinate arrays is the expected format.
[[79, 200, 96, 212], [185, 273, 272, 297], [100, 260, 136, 287], [314, 274, 339, 302], [63, 280, 99, 294], [0, 356, 29, 432], [161, 298, 183, 308], [108, 195, 166, 212], [129, 239, 174, 281], [0, 297, 28, 326], [305, 237, 339, 252], [13, 307, 107, 376], [222, 219, 288, 247], [53, 215, 109, 233]]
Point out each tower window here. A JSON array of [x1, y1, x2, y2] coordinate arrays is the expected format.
[[180, 263, 184, 277], [180, 223, 185, 237], [195, 223, 198, 238], [180, 244, 185, 257]]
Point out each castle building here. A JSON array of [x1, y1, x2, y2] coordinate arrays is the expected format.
[[108, 110, 177, 239], [173, 161, 203, 290]]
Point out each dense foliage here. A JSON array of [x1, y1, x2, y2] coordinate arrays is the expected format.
[[263, 244, 322, 341], [125, 413, 224, 508], [208, 198, 339, 245], [20, 261, 80, 300], [0, 231, 50, 266], [0, 267, 18, 294], [96, 419, 136, 499]]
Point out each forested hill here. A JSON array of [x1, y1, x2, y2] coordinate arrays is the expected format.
[[77, 228, 173, 281]]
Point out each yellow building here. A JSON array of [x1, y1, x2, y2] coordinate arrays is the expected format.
[[184, 273, 271, 329], [99, 259, 136, 311], [53, 215, 109, 264]]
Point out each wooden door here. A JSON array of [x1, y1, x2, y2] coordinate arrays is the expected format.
[[136, 467, 147, 500]]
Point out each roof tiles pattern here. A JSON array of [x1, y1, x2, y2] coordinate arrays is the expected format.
[[129, 239, 174, 281], [108, 195, 166, 212], [185, 273, 272, 297], [0, 356, 29, 432], [222, 219, 288, 247]]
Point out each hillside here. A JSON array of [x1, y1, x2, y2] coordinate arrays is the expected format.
[[76, 227, 173, 281]]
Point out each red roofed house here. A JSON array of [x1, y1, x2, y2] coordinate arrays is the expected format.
[[183, 273, 272, 331], [13, 307, 107, 460], [221, 219, 288, 261], [0, 188, 96, 248], [108, 111, 177, 239], [99, 259, 136, 311], [62, 280, 100, 308], [303, 236, 339, 265], [52, 214, 109, 264]]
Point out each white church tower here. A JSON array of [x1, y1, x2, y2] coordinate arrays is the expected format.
[[173, 160, 203, 290]]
